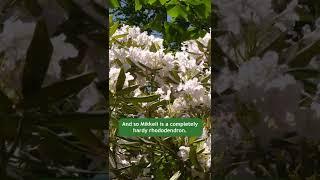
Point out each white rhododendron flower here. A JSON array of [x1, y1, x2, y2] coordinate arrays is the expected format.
[[43, 34, 79, 85], [0, 18, 35, 68], [48, 34, 78, 78], [234, 51, 283, 90], [177, 146, 190, 161]]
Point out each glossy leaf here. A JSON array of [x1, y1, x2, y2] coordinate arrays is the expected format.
[[23, 72, 96, 107], [124, 94, 160, 103], [22, 19, 53, 98], [116, 85, 139, 95], [167, 5, 187, 20], [135, 0, 142, 11], [289, 40, 320, 67], [109, 0, 120, 8], [116, 68, 126, 92]]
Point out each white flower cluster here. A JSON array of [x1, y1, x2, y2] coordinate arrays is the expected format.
[[216, 0, 299, 34], [109, 25, 211, 174], [216, 51, 297, 93], [109, 25, 211, 116]]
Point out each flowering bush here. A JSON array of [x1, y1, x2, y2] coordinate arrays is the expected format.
[[109, 22, 211, 179], [214, 0, 320, 178]]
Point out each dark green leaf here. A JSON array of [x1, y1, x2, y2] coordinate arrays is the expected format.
[[189, 146, 203, 171], [150, 43, 158, 52], [170, 70, 181, 82], [256, 28, 287, 57], [124, 95, 160, 103], [71, 128, 106, 154], [116, 68, 126, 92], [23, 0, 42, 16], [159, 0, 167, 5], [289, 40, 320, 67], [121, 104, 138, 114], [287, 68, 320, 80], [22, 19, 53, 98], [137, 61, 152, 71], [23, 72, 96, 107], [167, 5, 187, 20], [302, 80, 318, 95], [109, 22, 119, 37], [36, 126, 96, 156], [147, 0, 157, 5], [45, 112, 106, 129], [149, 100, 169, 112], [116, 85, 139, 95]]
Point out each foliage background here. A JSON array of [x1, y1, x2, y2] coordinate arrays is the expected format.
[[0, 0, 108, 179], [213, 0, 320, 179], [110, 0, 211, 50]]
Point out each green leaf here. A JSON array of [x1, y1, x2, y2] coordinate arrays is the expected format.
[[23, 0, 42, 16], [147, 0, 157, 5], [146, 14, 164, 32], [137, 137, 156, 144], [121, 104, 138, 114], [169, 171, 181, 180], [137, 61, 153, 71], [43, 72, 96, 100], [167, 5, 188, 20], [71, 128, 106, 154], [195, 40, 205, 52], [256, 28, 287, 57], [22, 19, 53, 98], [45, 112, 106, 129], [37, 126, 96, 157], [149, 100, 169, 111], [116, 85, 139, 95], [124, 95, 160, 103], [56, 0, 80, 12], [159, 0, 167, 5], [150, 43, 158, 52], [289, 40, 320, 67], [191, 138, 206, 144], [189, 146, 203, 171], [169, 70, 180, 82], [38, 133, 84, 162], [149, 100, 169, 112], [23, 72, 96, 107], [116, 68, 126, 92], [109, 0, 120, 8], [197, 148, 206, 154], [302, 80, 318, 95], [111, 33, 128, 42], [109, 22, 119, 37], [287, 68, 320, 80], [135, 0, 142, 11]]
